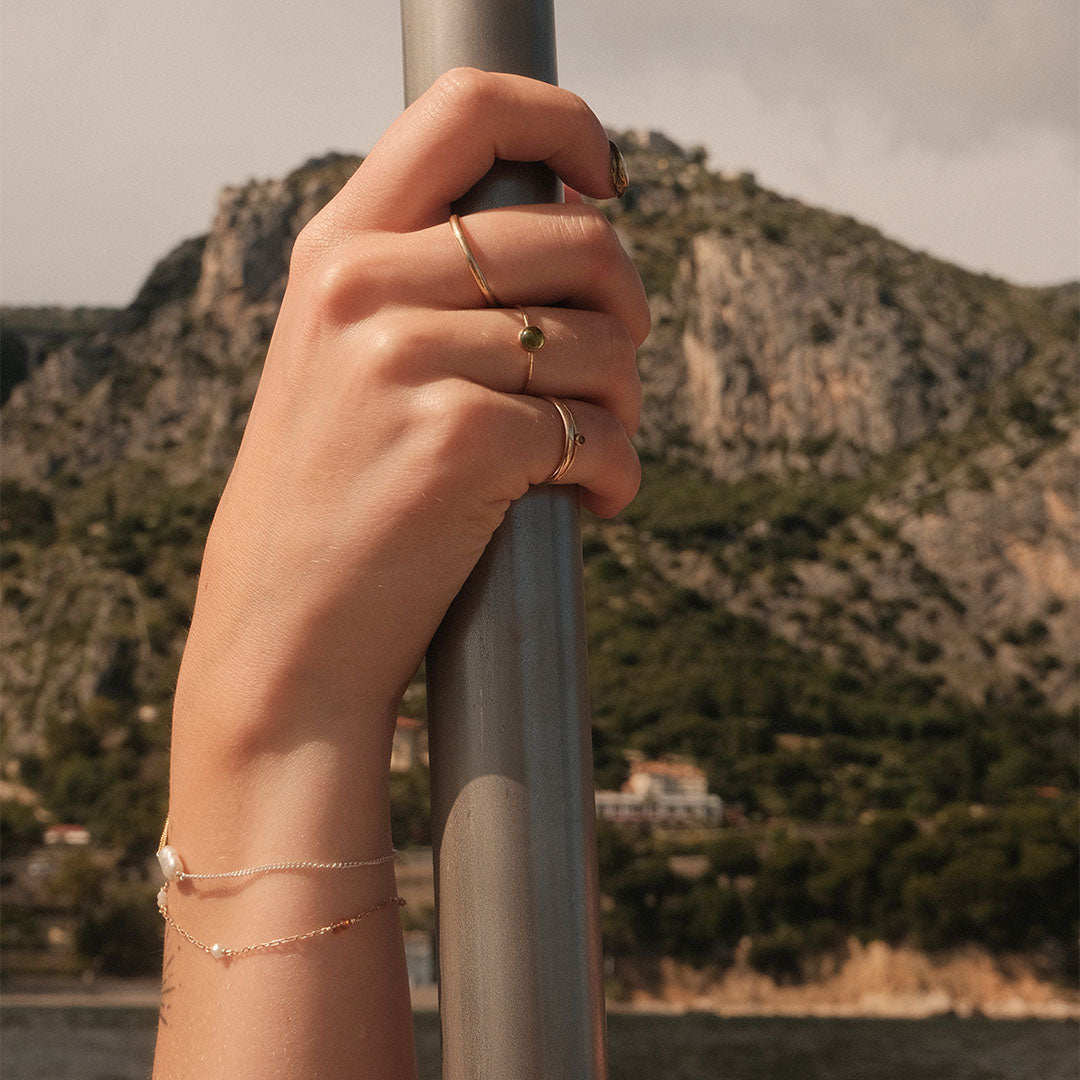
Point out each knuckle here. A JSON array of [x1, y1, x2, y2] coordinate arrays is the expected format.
[[605, 315, 637, 374], [621, 378, 643, 438], [634, 299, 653, 347], [597, 438, 642, 517], [617, 451, 643, 511], [614, 455, 642, 507], [425, 381, 492, 453], [362, 316, 426, 382], [565, 204, 622, 275], [562, 88, 595, 129], [288, 218, 330, 277], [301, 247, 385, 326], [430, 67, 497, 124], [417, 384, 522, 494]]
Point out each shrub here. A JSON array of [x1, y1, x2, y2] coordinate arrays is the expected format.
[[76, 881, 163, 976], [748, 924, 805, 983]]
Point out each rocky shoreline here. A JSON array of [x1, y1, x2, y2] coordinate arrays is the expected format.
[[5, 941, 1078, 1021], [617, 939, 1080, 1020]]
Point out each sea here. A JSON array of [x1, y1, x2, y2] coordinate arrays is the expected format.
[[1, 1007, 1078, 1080]]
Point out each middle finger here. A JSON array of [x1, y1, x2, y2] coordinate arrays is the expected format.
[[366, 305, 642, 436]]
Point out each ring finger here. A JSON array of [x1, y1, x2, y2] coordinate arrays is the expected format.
[[477, 390, 641, 520]]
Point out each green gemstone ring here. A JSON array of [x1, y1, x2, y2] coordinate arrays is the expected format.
[[515, 307, 543, 394], [516, 307, 545, 353], [519, 323, 545, 352]]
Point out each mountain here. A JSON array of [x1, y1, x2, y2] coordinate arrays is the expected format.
[[4, 140, 1076, 744], [1, 135, 1076, 988], [617, 135, 1077, 713]]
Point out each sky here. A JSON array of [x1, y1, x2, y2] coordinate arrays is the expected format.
[[1, 0, 1077, 307]]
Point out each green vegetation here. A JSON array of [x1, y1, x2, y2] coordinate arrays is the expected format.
[[597, 799, 1078, 986], [0, 800, 41, 857], [576, 493, 1078, 985], [8, 450, 1076, 979], [0, 480, 57, 547], [0, 306, 118, 336], [583, 530, 1077, 821], [390, 764, 432, 849], [621, 458, 875, 577], [26, 697, 169, 866]]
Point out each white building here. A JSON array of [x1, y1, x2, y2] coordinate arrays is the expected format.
[[595, 759, 722, 826]]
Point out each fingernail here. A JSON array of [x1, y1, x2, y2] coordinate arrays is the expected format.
[[609, 140, 629, 198]]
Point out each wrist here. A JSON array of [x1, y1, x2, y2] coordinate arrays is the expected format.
[[167, 665, 399, 873]]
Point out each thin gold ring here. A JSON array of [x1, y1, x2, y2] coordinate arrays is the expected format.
[[540, 396, 585, 485], [449, 213, 500, 307]]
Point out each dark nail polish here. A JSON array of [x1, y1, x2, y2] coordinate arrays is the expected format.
[[609, 140, 629, 198]]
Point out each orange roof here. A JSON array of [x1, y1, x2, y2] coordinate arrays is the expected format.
[[630, 760, 704, 779]]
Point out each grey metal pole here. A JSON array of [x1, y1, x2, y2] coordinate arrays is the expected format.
[[400, 3, 607, 1079]]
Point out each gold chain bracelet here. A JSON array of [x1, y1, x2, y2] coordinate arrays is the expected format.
[[158, 889, 405, 961]]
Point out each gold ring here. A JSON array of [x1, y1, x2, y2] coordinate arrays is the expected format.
[[540, 396, 585, 485], [516, 307, 544, 394], [449, 213, 500, 308]]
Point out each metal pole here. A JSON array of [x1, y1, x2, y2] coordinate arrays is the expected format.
[[400, 3, 607, 1078]]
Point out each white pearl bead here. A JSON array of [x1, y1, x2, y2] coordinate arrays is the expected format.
[[157, 845, 184, 882], [156, 887, 168, 909], [210, 943, 226, 960]]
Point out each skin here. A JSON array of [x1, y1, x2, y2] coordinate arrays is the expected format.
[[153, 69, 650, 1080]]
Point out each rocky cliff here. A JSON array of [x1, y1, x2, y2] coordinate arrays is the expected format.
[[609, 134, 1077, 716], [1, 135, 1075, 764]]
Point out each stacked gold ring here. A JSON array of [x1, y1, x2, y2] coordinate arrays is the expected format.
[[541, 396, 585, 485], [451, 212, 575, 481]]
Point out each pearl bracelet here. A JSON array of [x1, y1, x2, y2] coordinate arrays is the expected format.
[[155, 818, 403, 961], [156, 844, 398, 884], [155, 817, 397, 883]]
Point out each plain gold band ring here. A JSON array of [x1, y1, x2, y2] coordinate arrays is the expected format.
[[540, 396, 586, 485], [449, 213, 501, 308]]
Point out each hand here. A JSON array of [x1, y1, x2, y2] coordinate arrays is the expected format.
[[172, 69, 649, 800]]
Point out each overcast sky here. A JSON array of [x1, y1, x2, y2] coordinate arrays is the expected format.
[[1, 1, 1077, 307]]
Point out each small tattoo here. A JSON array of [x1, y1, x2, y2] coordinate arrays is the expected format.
[[159, 933, 177, 1027]]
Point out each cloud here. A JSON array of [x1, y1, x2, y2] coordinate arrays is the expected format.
[[566, 0, 1078, 151], [2, 0, 1076, 303]]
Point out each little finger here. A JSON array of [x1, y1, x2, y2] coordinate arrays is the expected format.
[[518, 394, 641, 519]]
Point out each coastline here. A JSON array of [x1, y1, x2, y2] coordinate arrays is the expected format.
[[612, 940, 1080, 1021], [3, 965, 1077, 1021]]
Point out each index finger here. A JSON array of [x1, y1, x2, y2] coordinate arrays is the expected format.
[[323, 69, 619, 233]]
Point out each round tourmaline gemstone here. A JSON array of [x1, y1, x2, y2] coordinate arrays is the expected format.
[[519, 325, 545, 351]]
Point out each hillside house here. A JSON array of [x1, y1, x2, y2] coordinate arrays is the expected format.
[[595, 759, 723, 825]]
